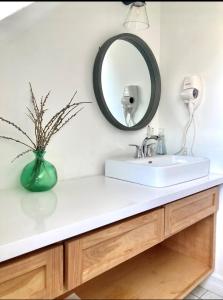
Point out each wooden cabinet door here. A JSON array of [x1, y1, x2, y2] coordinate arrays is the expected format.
[[0, 245, 63, 299], [165, 187, 219, 238], [65, 208, 164, 290]]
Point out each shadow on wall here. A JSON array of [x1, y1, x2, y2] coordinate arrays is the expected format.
[[0, 2, 61, 42]]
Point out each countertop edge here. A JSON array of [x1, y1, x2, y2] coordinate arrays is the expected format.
[[0, 174, 223, 263]]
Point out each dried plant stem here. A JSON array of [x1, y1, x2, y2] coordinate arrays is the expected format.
[[42, 90, 51, 108], [44, 107, 84, 147], [0, 83, 91, 162], [55, 107, 84, 133], [0, 136, 35, 150], [43, 101, 90, 145], [44, 102, 77, 134], [43, 104, 78, 142], [11, 149, 32, 163], [0, 117, 36, 148], [29, 82, 39, 117]]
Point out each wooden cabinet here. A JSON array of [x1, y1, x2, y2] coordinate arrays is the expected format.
[[75, 214, 216, 300], [0, 245, 63, 300], [0, 186, 219, 300], [165, 187, 218, 237], [65, 208, 164, 290], [74, 188, 219, 300]]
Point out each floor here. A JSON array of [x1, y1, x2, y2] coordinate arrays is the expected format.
[[185, 286, 223, 299], [66, 293, 80, 299], [66, 286, 223, 300]]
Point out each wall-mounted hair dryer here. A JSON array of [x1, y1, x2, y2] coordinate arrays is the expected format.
[[181, 88, 199, 102], [180, 75, 202, 108], [121, 85, 139, 126], [176, 75, 203, 156]]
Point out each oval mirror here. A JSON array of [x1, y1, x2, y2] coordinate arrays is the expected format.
[[93, 33, 161, 130]]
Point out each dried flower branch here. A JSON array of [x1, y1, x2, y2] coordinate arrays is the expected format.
[[0, 117, 36, 148], [0, 136, 35, 150], [44, 107, 84, 147], [11, 149, 32, 163], [0, 83, 91, 161]]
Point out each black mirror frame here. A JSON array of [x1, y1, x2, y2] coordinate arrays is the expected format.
[[93, 33, 161, 131]]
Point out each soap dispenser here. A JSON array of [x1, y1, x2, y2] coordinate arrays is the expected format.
[[156, 128, 167, 155]]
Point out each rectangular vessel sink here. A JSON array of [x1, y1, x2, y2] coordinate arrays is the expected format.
[[105, 155, 210, 187]]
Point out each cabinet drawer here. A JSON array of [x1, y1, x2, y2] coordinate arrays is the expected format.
[[165, 187, 219, 237], [65, 208, 164, 290], [0, 245, 63, 299]]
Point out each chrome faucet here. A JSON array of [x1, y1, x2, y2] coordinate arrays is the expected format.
[[129, 126, 160, 158], [141, 135, 159, 157], [129, 144, 144, 158]]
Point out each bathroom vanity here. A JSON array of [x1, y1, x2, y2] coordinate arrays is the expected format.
[[0, 174, 222, 299]]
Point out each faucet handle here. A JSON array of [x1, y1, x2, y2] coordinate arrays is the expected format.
[[129, 144, 143, 159], [145, 143, 156, 157]]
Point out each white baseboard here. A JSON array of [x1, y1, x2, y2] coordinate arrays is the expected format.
[[200, 273, 223, 297]]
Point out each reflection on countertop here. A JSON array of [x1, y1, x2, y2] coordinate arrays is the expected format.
[[21, 190, 57, 232]]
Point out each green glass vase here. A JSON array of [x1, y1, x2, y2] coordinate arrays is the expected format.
[[20, 150, 57, 192]]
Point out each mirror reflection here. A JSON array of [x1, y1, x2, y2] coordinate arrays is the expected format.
[[101, 39, 151, 127]]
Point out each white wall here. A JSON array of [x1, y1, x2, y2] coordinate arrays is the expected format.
[[160, 2, 223, 281], [0, 2, 160, 190], [1, 0, 222, 284]]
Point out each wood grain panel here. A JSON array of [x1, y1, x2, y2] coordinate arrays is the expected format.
[[165, 187, 219, 237], [81, 212, 162, 250], [164, 214, 216, 268], [75, 245, 211, 300], [0, 244, 63, 299], [0, 267, 45, 299], [75, 211, 218, 299], [65, 239, 83, 290], [65, 208, 164, 289]]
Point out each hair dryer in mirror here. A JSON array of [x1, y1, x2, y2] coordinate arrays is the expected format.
[[121, 85, 139, 127]]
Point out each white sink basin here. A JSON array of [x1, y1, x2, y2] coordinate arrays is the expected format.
[[105, 155, 210, 187]]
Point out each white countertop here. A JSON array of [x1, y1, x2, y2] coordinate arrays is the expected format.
[[0, 174, 223, 263]]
